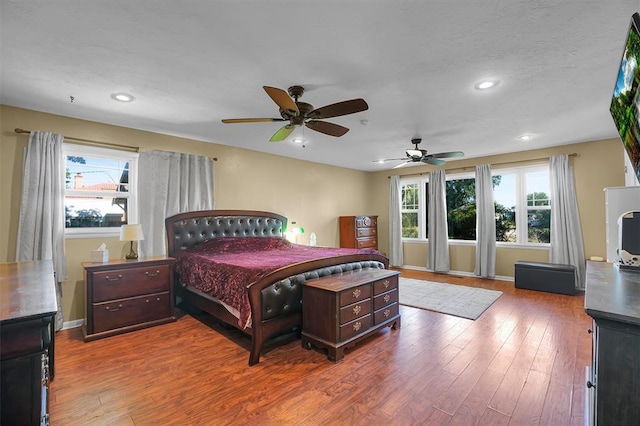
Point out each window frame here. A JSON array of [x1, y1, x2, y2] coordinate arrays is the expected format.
[[398, 163, 551, 248], [63, 144, 139, 239]]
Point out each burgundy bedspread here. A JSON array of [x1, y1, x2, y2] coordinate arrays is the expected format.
[[174, 237, 379, 328]]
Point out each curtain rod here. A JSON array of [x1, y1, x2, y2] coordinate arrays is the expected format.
[[14, 128, 218, 161], [388, 153, 578, 179]]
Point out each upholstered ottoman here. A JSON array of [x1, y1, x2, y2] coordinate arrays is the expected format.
[[514, 261, 576, 295]]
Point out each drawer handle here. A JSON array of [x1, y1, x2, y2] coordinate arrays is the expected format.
[[587, 329, 593, 334], [587, 381, 595, 389], [352, 289, 361, 298], [383, 294, 390, 303], [353, 305, 361, 315], [382, 280, 389, 289], [105, 304, 123, 312], [104, 274, 123, 282], [145, 270, 161, 277], [384, 309, 391, 318], [353, 321, 362, 332]]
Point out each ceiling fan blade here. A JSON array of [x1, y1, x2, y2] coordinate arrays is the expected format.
[[430, 151, 465, 159], [269, 124, 295, 142], [305, 120, 349, 137], [263, 86, 299, 115], [222, 118, 285, 123], [422, 157, 446, 166], [393, 161, 412, 169], [308, 98, 369, 119]]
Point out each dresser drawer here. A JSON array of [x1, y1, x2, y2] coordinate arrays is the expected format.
[[374, 302, 399, 325], [374, 275, 398, 295], [339, 284, 371, 307], [340, 314, 372, 341], [356, 227, 377, 237], [92, 265, 171, 302], [374, 288, 398, 310], [339, 299, 372, 325], [356, 238, 378, 249], [92, 292, 171, 333]]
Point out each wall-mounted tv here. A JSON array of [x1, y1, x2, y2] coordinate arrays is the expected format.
[[610, 12, 640, 184]]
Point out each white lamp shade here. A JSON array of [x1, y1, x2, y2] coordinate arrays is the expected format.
[[120, 224, 144, 242]]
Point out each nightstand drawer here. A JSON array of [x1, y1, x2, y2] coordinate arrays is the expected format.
[[92, 264, 170, 302], [356, 238, 377, 249], [374, 275, 397, 295], [92, 292, 171, 333], [356, 227, 377, 237]]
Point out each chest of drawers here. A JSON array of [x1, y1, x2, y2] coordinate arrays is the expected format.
[[83, 257, 175, 341], [339, 215, 378, 250], [301, 269, 400, 361]]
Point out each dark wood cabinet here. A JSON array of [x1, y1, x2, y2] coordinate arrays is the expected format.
[[1, 260, 57, 426], [83, 257, 176, 341], [339, 215, 378, 250], [584, 261, 640, 425], [301, 269, 400, 361]]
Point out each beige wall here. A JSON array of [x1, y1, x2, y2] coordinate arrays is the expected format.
[[0, 104, 628, 322], [369, 138, 627, 277], [1, 105, 375, 321]]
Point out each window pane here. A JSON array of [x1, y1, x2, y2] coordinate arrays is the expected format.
[[446, 178, 476, 240], [402, 183, 419, 209], [527, 208, 550, 243], [402, 212, 418, 237], [493, 173, 516, 242], [526, 171, 550, 206], [65, 156, 129, 228]]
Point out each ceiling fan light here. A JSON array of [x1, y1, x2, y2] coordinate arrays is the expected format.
[[407, 149, 422, 157]]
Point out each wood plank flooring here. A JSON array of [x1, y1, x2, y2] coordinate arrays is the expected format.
[[49, 269, 592, 425]]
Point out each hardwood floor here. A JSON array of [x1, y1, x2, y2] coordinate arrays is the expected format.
[[49, 269, 591, 425]]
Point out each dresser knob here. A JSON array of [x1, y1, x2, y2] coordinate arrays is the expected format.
[[384, 309, 390, 318], [145, 270, 160, 277], [587, 329, 593, 334], [104, 274, 122, 282], [353, 321, 362, 331], [353, 305, 361, 315], [382, 280, 389, 288], [383, 295, 390, 303], [587, 381, 595, 389], [352, 288, 361, 298]]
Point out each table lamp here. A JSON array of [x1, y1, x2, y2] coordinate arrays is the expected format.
[[120, 224, 144, 260]]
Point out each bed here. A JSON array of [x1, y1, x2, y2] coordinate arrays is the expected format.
[[165, 209, 389, 365]]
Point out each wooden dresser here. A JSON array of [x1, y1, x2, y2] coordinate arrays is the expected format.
[[584, 261, 640, 425], [1, 260, 57, 426], [83, 256, 175, 341], [301, 269, 400, 361], [339, 215, 378, 250]]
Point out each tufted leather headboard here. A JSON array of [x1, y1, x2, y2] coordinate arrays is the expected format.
[[165, 210, 287, 257]]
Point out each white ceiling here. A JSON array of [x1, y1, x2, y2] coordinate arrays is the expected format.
[[1, 1, 638, 171]]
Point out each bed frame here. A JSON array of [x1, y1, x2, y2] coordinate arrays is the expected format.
[[165, 209, 389, 365]]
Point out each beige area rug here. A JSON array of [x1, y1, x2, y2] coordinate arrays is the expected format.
[[399, 278, 503, 320]]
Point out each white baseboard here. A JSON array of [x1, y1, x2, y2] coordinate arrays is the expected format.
[[399, 264, 514, 282], [62, 319, 84, 330]]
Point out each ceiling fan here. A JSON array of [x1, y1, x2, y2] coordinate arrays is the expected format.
[[381, 138, 464, 169], [222, 85, 368, 142]]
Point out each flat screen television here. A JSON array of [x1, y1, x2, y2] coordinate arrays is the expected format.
[[610, 12, 640, 183]]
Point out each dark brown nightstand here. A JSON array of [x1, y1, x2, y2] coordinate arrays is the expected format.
[[82, 256, 175, 341]]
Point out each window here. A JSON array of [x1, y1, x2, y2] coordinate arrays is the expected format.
[[63, 145, 138, 237], [399, 164, 550, 245]]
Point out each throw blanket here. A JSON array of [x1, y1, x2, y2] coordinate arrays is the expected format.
[[174, 237, 379, 328]]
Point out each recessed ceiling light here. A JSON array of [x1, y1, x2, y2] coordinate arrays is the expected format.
[[474, 79, 499, 90], [518, 134, 534, 141], [377, 160, 385, 164], [292, 138, 304, 144], [111, 92, 135, 102]]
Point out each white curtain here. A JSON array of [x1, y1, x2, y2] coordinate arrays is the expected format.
[[550, 155, 586, 290], [427, 170, 450, 272], [16, 131, 66, 330], [138, 150, 214, 257], [474, 164, 496, 278], [388, 175, 403, 267]]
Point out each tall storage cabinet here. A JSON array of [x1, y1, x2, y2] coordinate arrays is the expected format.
[[604, 186, 640, 262], [339, 216, 378, 250]]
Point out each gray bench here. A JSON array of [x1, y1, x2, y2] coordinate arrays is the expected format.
[[514, 261, 576, 295]]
